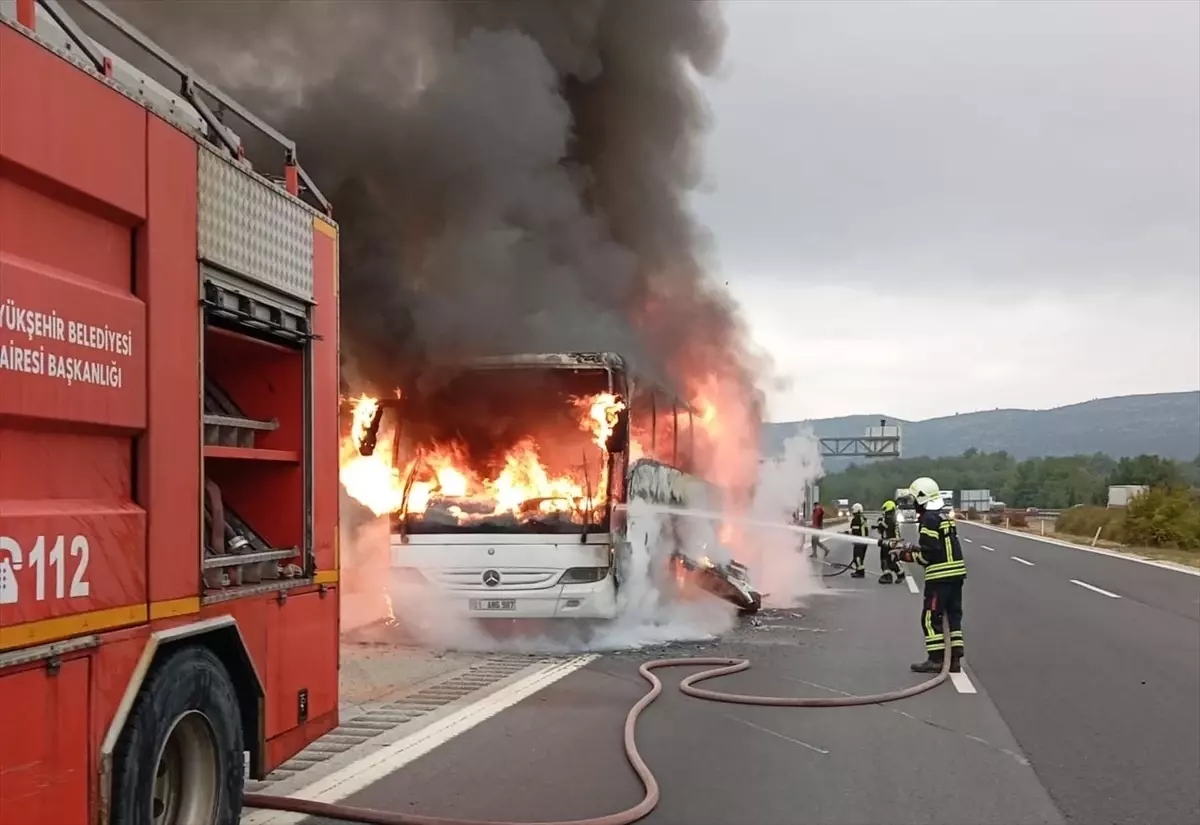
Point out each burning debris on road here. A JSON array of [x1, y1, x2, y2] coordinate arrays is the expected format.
[[671, 552, 762, 615]]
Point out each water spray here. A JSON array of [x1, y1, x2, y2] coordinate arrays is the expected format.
[[616, 501, 885, 579], [612, 501, 885, 549]]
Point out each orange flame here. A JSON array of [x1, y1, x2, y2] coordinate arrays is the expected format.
[[340, 391, 625, 524], [349, 393, 380, 452], [575, 392, 626, 450]]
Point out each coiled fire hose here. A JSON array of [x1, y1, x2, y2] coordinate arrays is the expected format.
[[245, 616, 952, 825]]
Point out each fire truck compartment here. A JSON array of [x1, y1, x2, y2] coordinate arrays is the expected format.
[[1, 2, 341, 821], [0, 658, 90, 824]]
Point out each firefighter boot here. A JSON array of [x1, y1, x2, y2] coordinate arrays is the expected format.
[[850, 569, 866, 578], [949, 648, 963, 674], [910, 656, 944, 674], [895, 569, 907, 584], [878, 571, 895, 584]]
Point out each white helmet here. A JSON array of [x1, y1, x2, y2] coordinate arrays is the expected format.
[[851, 503, 863, 514], [909, 476, 944, 510]]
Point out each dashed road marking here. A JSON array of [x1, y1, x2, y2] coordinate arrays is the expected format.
[[723, 713, 830, 755], [1011, 556, 1035, 567], [960, 522, 1200, 577], [950, 670, 978, 694], [962, 537, 973, 543], [981, 545, 995, 552], [905, 574, 919, 594], [1070, 579, 1121, 599]]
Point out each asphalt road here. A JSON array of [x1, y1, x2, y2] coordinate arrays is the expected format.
[[288, 524, 1198, 825], [301, 548, 1062, 825], [953, 522, 1200, 825]]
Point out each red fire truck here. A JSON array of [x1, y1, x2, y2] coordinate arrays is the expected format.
[[0, 1, 340, 822]]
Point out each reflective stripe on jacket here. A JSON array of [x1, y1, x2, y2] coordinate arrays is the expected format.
[[912, 509, 967, 581]]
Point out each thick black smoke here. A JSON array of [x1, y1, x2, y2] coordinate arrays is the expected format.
[[104, 0, 764, 428]]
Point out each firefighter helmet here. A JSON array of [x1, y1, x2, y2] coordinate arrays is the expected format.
[[882, 499, 896, 512], [851, 502, 863, 514], [909, 477, 943, 509]]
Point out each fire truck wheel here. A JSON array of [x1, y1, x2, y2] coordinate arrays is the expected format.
[[111, 645, 245, 825]]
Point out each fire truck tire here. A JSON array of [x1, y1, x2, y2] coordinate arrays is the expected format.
[[111, 645, 245, 825]]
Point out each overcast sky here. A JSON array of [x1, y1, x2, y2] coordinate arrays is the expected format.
[[692, 0, 1200, 423]]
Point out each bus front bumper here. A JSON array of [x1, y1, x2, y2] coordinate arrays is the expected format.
[[391, 571, 619, 621]]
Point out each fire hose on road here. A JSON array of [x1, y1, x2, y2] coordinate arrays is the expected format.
[[246, 530, 948, 825]]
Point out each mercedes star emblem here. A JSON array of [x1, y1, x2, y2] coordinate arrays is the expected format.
[[482, 569, 501, 587]]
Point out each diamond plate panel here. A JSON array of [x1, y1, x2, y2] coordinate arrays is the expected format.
[[197, 146, 314, 301]]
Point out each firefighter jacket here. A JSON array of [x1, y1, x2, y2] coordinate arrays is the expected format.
[[877, 508, 899, 540], [850, 513, 870, 538], [900, 509, 966, 581]]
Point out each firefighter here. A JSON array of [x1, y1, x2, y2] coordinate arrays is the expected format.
[[886, 476, 966, 673], [875, 499, 906, 584], [848, 503, 869, 578]]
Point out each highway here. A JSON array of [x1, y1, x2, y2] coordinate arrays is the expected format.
[[954, 521, 1200, 825], [250, 524, 1200, 825]]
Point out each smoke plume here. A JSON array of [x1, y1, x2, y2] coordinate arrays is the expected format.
[[104, 0, 765, 444], [746, 431, 825, 607]]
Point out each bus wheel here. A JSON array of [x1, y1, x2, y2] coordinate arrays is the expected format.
[[111, 646, 244, 825]]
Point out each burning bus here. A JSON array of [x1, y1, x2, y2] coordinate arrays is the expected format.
[[341, 352, 762, 622]]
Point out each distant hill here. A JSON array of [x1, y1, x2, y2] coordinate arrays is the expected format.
[[764, 391, 1200, 468]]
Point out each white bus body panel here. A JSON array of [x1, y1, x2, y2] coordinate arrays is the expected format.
[[390, 533, 618, 620]]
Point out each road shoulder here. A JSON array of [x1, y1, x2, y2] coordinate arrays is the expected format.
[[961, 520, 1200, 576], [243, 622, 591, 820]]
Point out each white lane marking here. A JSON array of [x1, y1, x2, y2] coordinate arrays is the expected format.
[[962, 537, 973, 543], [1070, 579, 1122, 599], [723, 713, 830, 755], [243, 655, 598, 824], [1011, 556, 1035, 567], [981, 545, 995, 552], [960, 521, 1200, 577], [905, 573, 919, 594], [950, 670, 978, 694]]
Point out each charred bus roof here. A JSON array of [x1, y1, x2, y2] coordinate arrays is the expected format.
[[429, 352, 627, 371], [427, 352, 695, 413]]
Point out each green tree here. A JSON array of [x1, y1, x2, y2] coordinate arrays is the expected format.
[[1181, 455, 1200, 488], [1108, 455, 1184, 487], [818, 450, 1184, 510], [1122, 486, 1200, 550]]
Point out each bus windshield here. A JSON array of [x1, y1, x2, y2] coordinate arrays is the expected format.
[[388, 366, 621, 535]]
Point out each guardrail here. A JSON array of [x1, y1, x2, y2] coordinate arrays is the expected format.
[[955, 508, 1063, 521]]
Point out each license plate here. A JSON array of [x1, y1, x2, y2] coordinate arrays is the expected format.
[[470, 599, 516, 611]]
